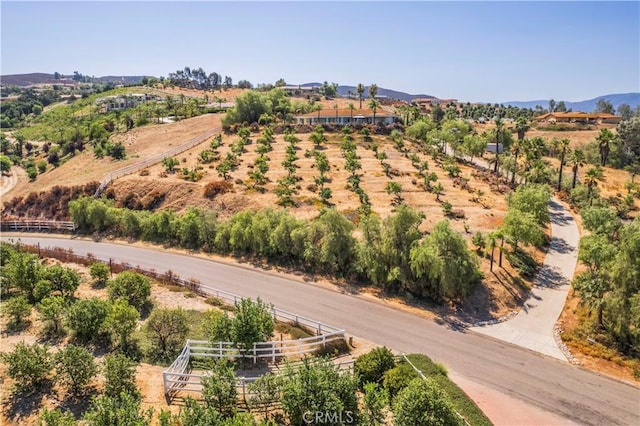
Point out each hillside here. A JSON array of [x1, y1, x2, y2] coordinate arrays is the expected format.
[[500, 92, 640, 112], [0, 73, 145, 87]]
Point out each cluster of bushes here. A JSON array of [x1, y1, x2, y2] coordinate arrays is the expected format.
[[68, 197, 482, 303], [2, 182, 99, 220]]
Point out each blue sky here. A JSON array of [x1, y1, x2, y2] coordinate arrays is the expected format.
[[1, 1, 638, 103]]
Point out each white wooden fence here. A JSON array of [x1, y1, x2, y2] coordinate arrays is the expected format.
[[1, 220, 76, 232], [94, 126, 221, 196]]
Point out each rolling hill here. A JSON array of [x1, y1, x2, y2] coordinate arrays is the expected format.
[[499, 92, 640, 112]]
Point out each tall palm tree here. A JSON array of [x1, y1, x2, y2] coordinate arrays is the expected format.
[[356, 83, 365, 109], [348, 103, 355, 122], [584, 166, 604, 205], [569, 149, 585, 188], [514, 116, 530, 141], [492, 118, 505, 173], [510, 138, 522, 185], [596, 128, 615, 167], [555, 138, 571, 191], [368, 83, 378, 100], [369, 98, 380, 124]]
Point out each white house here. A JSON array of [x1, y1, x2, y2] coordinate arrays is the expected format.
[[294, 108, 397, 125]]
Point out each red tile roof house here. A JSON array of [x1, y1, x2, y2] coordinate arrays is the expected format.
[[534, 112, 621, 124], [294, 108, 398, 125]]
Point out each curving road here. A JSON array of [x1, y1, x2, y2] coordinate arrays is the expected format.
[[2, 235, 638, 425]]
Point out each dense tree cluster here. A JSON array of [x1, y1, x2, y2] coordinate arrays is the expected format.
[[69, 198, 482, 302]]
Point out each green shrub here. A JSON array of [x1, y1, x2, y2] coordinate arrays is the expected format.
[[2, 295, 31, 328], [354, 346, 396, 388], [1, 342, 52, 390], [383, 363, 419, 401], [107, 272, 151, 311], [103, 354, 140, 399], [55, 344, 98, 395], [66, 298, 110, 342]]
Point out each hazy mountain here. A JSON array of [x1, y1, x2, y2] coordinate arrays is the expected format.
[[300, 83, 434, 102], [500, 93, 640, 112], [1, 73, 145, 86]]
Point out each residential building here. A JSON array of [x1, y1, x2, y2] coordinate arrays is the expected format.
[[534, 112, 621, 125], [294, 108, 397, 125]]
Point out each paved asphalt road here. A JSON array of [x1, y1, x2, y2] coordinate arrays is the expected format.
[[3, 235, 639, 425], [471, 198, 579, 361]]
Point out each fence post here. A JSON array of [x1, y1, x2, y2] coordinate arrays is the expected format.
[[272, 343, 276, 363], [163, 372, 168, 395], [253, 343, 257, 364], [322, 334, 326, 348], [219, 341, 222, 357]]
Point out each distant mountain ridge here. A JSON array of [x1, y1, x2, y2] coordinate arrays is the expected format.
[[499, 93, 640, 113], [1, 73, 145, 86], [299, 82, 434, 102]]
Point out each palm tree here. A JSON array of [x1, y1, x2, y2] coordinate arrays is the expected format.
[[514, 116, 530, 141], [569, 149, 585, 189], [492, 118, 505, 174], [584, 166, 604, 205], [368, 99, 380, 124], [510, 138, 522, 185], [348, 103, 355, 122], [356, 83, 365, 109], [555, 138, 571, 191], [596, 128, 615, 167], [368, 83, 378, 100]]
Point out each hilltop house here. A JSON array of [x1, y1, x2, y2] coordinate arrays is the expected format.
[[534, 112, 621, 125], [294, 108, 397, 125], [96, 93, 160, 112]]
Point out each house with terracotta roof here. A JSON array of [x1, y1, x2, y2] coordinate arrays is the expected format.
[[294, 108, 397, 125], [534, 112, 621, 124]]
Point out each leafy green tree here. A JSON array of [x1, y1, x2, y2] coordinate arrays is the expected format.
[[66, 298, 110, 342], [83, 392, 153, 426], [431, 182, 444, 201], [507, 183, 551, 226], [409, 220, 481, 301], [89, 262, 110, 286], [581, 206, 620, 237], [607, 218, 640, 352], [103, 354, 140, 399], [105, 299, 140, 350], [144, 307, 189, 361], [573, 235, 616, 327], [162, 157, 179, 173], [55, 344, 98, 395], [393, 378, 462, 426], [303, 209, 357, 276], [362, 383, 388, 426], [0, 155, 12, 172], [354, 347, 396, 388], [247, 372, 280, 419], [595, 98, 614, 114], [616, 116, 640, 166], [3, 295, 31, 328], [38, 408, 77, 426], [37, 296, 67, 335], [201, 358, 237, 417], [4, 251, 42, 302], [502, 210, 545, 251], [280, 356, 359, 426], [42, 265, 80, 299], [231, 297, 274, 355], [385, 181, 403, 205], [107, 272, 151, 311], [1, 342, 52, 390]]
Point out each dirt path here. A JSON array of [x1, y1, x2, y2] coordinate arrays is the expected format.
[[0, 167, 22, 199]]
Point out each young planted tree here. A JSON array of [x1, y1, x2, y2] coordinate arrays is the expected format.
[[201, 358, 237, 417], [103, 354, 140, 399], [89, 262, 110, 287], [431, 182, 444, 201], [248, 373, 280, 420], [3, 296, 31, 329], [362, 383, 388, 426], [584, 166, 605, 205], [105, 299, 140, 350], [231, 297, 275, 356], [66, 298, 110, 342], [107, 272, 151, 311], [144, 307, 189, 361], [83, 391, 153, 425], [37, 295, 67, 335], [55, 344, 98, 395], [385, 181, 403, 205], [1, 342, 52, 390]]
